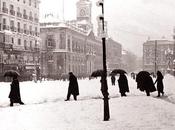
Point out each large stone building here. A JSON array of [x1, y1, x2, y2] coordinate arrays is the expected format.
[[143, 39, 175, 75], [40, 0, 122, 78], [0, 0, 40, 78], [40, 21, 102, 78]]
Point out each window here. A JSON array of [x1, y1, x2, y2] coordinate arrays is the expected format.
[[29, 0, 31, 6], [24, 24, 27, 33], [34, 0, 37, 8], [3, 18, 6, 30], [30, 41, 32, 49], [59, 32, 66, 49], [35, 27, 37, 36], [29, 25, 32, 34], [24, 40, 27, 50], [47, 35, 55, 47], [3, 2, 6, 8], [23, 9, 26, 15], [12, 38, 14, 44], [10, 20, 14, 31], [10, 4, 14, 10], [67, 38, 70, 51], [17, 7, 20, 12], [18, 39, 21, 45], [17, 22, 20, 32]]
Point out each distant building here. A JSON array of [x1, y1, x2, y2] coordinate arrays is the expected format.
[[40, 21, 102, 78], [143, 39, 174, 75], [40, 0, 122, 78], [121, 50, 137, 73], [106, 38, 122, 71], [0, 0, 40, 78]]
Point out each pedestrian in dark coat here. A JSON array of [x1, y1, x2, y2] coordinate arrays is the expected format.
[[111, 75, 116, 85], [9, 76, 24, 106], [65, 72, 79, 101], [136, 74, 156, 96], [154, 71, 164, 97], [118, 74, 129, 97]]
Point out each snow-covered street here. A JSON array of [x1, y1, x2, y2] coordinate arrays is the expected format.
[[0, 75, 175, 130]]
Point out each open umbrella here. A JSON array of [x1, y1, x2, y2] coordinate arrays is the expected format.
[[91, 69, 104, 77], [4, 70, 20, 77], [136, 71, 156, 92], [136, 71, 150, 82], [110, 69, 127, 75]]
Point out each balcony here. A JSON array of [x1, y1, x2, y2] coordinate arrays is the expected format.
[[24, 30, 29, 35], [29, 16, 33, 21], [17, 12, 22, 18], [10, 26, 15, 31], [23, 14, 28, 19], [10, 10, 15, 16], [34, 18, 39, 23], [3, 25, 10, 30], [2, 7, 8, 14]]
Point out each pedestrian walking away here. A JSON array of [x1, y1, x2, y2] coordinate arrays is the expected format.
[[154, 71, 164, 97], [9, 75, 24, 106], [65, 72, 79, 101], [111, 75, 116, 85], [118, 73, 129, 97]]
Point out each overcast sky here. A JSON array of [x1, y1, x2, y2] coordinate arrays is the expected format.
[[39, 0, 175, 56]]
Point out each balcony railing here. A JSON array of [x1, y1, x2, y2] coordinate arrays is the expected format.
[[10, 10, 15, 16], [2, 7, 8, 14], [17, 12, 22, 18], [23, 14, 28, 19], [3, 25, 10, 30], [29, 16, 33, 21]]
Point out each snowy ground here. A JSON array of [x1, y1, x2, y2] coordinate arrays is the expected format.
[[0, 74, 175, 130]]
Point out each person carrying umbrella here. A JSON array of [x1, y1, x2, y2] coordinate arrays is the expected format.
[[118, 73, 129, 97], [9, 75, 24, 106], [136, 71, 156, 96]]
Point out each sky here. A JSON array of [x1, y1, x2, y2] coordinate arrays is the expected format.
[[39, 0, 175, 56]]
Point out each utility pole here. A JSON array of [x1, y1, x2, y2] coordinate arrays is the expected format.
[[96, 0, 110, 121]]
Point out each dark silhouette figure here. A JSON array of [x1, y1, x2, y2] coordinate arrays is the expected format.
[[65, 72, 79, 101], [131, 72, 136, 80], [136, 74, 156, 96], [118, 74, 129, 97], [154, 71, 164, 97], [9, 76, 24, 106], [111, 75, 116, 85]]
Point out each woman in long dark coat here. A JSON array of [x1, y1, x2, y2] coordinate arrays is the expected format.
[[136, 74, 156, 96], [154, 71, 164, 97], [118, 73, 129, 97], [65, 72, 79, 101], [9, 76, 24, 106]]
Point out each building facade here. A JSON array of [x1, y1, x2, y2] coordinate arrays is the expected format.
[[40, 22, 102, 78], [143, 39, 175, 75], [40, 0, 122, 79], [106, 38, 122, 72], [0, 0, 40, 78]]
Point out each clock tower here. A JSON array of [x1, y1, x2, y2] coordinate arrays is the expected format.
[[76, 0, 93, 30]]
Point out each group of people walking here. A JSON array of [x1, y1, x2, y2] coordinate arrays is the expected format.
[[111, 71, 165, 97], [7, 70, 165, 106]]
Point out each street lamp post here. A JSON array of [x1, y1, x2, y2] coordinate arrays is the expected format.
[[96, 0, 110, 121], [173, 27, 175, 76]]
